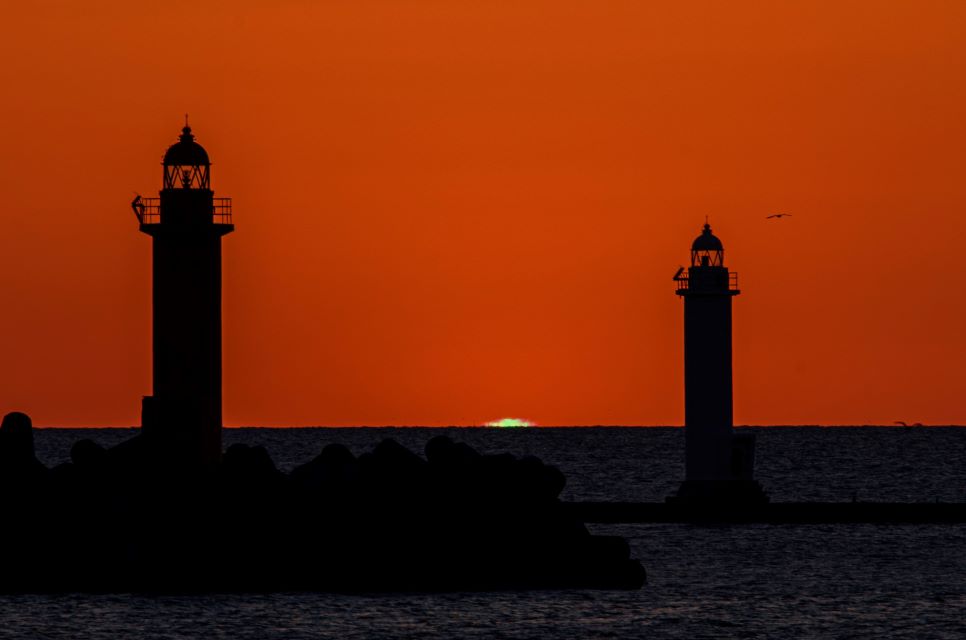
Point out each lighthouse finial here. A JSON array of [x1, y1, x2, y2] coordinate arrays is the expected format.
[[179, 114, 194, 143]]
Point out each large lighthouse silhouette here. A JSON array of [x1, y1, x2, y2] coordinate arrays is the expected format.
[[132, 122, 233, 467], [671, 222, 766, 504]]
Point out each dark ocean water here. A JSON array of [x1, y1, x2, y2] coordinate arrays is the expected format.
[[4, 427, 965, 639]]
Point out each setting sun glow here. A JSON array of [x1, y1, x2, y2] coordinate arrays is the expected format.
[[485, 418, 535, 429]]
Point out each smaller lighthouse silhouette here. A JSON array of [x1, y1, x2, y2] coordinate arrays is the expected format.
[[133, 122, 233, 467], [671, 222, 766, 504]]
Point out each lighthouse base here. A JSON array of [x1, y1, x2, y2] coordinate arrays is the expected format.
[[670, 431, 767, 505]]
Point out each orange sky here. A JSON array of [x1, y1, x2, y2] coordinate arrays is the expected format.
[[1, 1, 965, 426]]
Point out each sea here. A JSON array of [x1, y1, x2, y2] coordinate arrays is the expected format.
[[3, 426, 965, 639]]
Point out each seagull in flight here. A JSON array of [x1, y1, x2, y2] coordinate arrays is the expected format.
[[766, 213, 792, 219]]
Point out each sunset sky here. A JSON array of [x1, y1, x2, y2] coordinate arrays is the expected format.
[[1, 1, 965, 426]]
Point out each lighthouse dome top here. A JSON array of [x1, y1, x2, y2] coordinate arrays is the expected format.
[[161, 122, 212, 190], [163, 125, 210, 167], [691, 223, 723, 252]]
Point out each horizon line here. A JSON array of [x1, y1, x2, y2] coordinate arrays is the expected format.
[[32, 424, 966, 429]]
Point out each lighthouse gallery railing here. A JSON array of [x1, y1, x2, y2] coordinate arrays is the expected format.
[[134, 197, 232, 225], [675, 271, 739, 292]]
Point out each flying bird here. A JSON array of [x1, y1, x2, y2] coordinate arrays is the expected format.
[[766, 213, 792, 219]]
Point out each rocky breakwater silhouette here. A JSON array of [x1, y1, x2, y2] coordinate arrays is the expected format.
[[0, 412, 644, 592]]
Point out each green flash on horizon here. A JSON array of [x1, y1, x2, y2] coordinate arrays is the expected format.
[[485, 418, 534, 428]]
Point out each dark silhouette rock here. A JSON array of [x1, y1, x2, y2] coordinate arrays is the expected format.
[[71, 439, 108, 469], [0, 411, 47, 479], [224, 443, 277, 476], [290, 443, 358, 496], [1, 411, 35, 457], [0, 417, 645, 593]]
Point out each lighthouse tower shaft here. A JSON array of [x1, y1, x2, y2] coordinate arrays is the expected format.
[[135, 125, 233, 467], [679, 266, 738, 481]]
